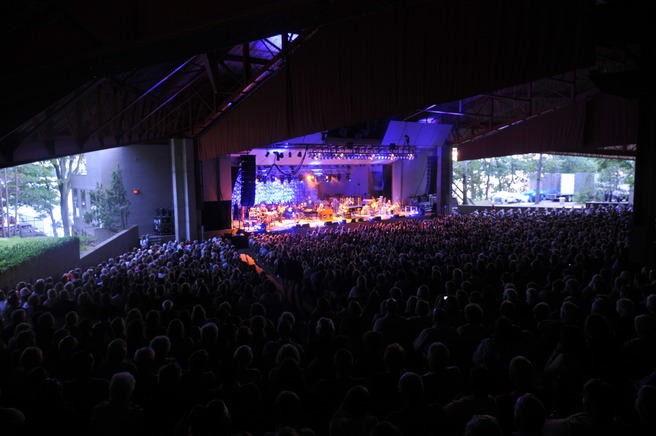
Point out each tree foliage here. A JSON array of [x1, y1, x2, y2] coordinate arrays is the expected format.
[[453, 153, 634, 202], [50, 155, 84, 236], [2, 163, 61, 236], [0, 237, 76, 273], [84, 165, 130, 232]]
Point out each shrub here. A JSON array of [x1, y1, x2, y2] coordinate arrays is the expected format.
[[573, 190, 599, 203], [0, 237, 77, 273]]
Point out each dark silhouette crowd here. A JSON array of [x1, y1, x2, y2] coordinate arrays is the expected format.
[[1, 207, 655, 436]]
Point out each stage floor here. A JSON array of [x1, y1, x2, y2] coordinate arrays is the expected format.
[[236, 211, 420, 233]]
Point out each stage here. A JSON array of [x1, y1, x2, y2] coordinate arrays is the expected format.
[[236, 206, 421, 233]]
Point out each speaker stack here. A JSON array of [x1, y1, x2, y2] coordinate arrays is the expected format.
[[202, 201, 232, 230], [153, 208, 173, 235], [240, 155, 256, 207]]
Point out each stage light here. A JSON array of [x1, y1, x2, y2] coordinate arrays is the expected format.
[[265, 151, 270, 157], [297, 151, 302, 157], [132, 189, 141, 195], [288, 152, 292, 158]]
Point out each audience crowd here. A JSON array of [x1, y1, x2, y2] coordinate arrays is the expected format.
[[1, 207, 655, 436]]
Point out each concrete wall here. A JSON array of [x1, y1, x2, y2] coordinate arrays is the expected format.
[[79, 225, 139, 268], [71, 143, 173, 236], [201, 156, 233, 202], [392, 149, 431, 203], [1, 226, 141, 289], [0, 238, 80, 289]]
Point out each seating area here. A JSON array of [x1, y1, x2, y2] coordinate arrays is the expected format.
[[1, 208, 655, 436]]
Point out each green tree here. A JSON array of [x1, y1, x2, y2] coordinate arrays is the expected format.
[[50, 155, 84, 236], [2, 163, 61, 236], [84, 165, 130, 231], [107, 165, 130, 229], [13, 163, 60, 236], [594, 158, 634, 192]]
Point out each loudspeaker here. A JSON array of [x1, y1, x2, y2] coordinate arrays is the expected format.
[[240, 155, 256, 206], [202, 201, 232, 230], [231, 234, 250, 249], [153, 215, 173, 235]]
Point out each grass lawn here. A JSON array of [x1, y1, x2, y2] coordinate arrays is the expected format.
[[0, 237, 77, 273]]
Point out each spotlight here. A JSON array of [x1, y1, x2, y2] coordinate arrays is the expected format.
[[297, 151, 302, 157], [265, 151, 270, 157]]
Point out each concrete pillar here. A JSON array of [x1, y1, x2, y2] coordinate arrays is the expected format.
[[631, 97, 656, 265], [171, 138, 199, 241], [391, 150, 430, 204], [392, 160, 403, 203], [436, 144, 452, 215]]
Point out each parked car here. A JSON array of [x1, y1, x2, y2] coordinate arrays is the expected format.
[[492, 191, 528, 204], [523, 189, 560, 202], [523, 190, 544, 202]]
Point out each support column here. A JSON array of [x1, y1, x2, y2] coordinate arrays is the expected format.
[[392, 160, 403, 203], [171, 137, 199, 241], [436, 144, 452, 215], [631, 97, 656, 266]]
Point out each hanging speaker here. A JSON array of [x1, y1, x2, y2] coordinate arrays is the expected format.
[[240, 155, 256, 207], [202, 201, 232, 230]]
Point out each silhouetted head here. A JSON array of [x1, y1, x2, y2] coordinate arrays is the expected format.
[[514, 393, 546, 433], [109, 372, 135, 404], [464, 415, 501, 436]]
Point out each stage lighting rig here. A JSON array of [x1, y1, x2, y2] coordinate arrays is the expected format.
[[304, 144, 415, 160]]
